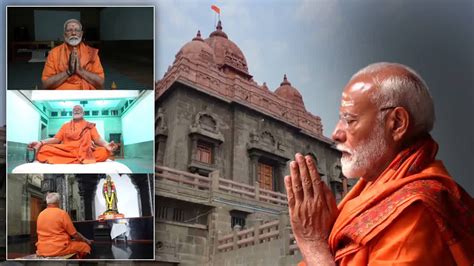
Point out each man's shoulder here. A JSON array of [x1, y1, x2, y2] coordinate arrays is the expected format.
[[49, 43, 67, 54], [389, 160, 460, 205], [398, 179, 448, 200], [84, 120, 96, 128], [60, 120, 72, 127], [80, 42, 99, 56], [40, 207, 67, 217]]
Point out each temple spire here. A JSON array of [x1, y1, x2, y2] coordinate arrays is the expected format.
[[209, 20, 228, 39], [281, 74, 291, 86], [192, 30, 203, 41]]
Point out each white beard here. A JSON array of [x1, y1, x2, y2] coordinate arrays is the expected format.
[[337, 122, 388, 179], [66, 36, 82, 46]]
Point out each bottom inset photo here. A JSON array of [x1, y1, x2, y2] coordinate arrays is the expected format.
[[7, 173, 154, 260]]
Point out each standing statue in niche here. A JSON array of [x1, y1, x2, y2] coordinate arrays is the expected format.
[[99, 175, 124, 220]]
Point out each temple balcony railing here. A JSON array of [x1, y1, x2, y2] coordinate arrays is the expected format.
[[155, 166, 288, 210], [216, 212, 300, 256]]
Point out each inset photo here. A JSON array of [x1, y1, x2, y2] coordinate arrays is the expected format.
[[7, 173, 154, 260], [7, 6, 154, 90], [7, 90, 154, 173]]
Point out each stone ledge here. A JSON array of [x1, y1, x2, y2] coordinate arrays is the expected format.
[[156, 219, 208, 230]]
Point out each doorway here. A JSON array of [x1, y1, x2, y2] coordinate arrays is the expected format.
[[29, 196, 43, 236]]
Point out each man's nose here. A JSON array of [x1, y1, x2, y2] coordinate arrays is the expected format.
[[332, 120, 347, 143]]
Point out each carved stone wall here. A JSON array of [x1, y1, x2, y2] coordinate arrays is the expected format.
[[156, 84, 341, 192]]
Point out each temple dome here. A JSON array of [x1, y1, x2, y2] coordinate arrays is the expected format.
[[275, 74, 305, 107], [204, 21, 250, 77], [177, 30, 215, 64]]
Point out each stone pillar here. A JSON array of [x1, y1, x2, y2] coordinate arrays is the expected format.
[[76, 174, 102, 220], [254, 181, 260, 201], [208, 206, 231, 264], [55, 175, 67, 210], [232, 224, 241, 251], [249, 154, 259, 185], [131, 174, 153, 216], [190, 135, 198, 162], [210, 170, 220, 197], [279, 211, 291, 256], [277, 162, 287, 193], [156, 135, 167, 166], [21, 179, 29, 235], [253, 219, 262, 246], [147, 173, 154, 213]]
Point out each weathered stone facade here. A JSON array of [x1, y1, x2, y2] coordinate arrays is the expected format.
[[156, 22, 346, 265]]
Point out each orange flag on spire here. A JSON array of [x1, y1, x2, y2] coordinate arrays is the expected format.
[[211, 5, 220, 14]]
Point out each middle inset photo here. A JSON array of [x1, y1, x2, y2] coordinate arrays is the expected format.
[[7, 90, 154, 174]]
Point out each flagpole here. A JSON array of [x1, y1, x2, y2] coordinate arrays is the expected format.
[[211, 4, 221, 25]]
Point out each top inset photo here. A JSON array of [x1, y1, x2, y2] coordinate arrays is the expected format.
[[7, 6, 154, 90]]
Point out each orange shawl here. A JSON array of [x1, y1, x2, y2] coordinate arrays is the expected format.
[[328, 136, 474, 265], [37, 120, 99, 164], [41, 42, 104, 90]]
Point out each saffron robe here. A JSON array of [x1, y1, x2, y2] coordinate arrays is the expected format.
[[299, 137, 474, 266], [36, 119, 110, 164], [41, 42, 104, 90], [36, 205, 90, 257]]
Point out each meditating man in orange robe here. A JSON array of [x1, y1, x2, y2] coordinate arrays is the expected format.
[[28, 105, 117, 164], [285, 63, 474, 266], [41, 18, 104, 90], [36, 192, 92, 258]]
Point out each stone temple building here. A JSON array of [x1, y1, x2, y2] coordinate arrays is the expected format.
[[155, 21, 347, 265]]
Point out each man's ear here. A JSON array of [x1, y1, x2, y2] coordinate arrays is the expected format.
[[388, 107, 410, 142]]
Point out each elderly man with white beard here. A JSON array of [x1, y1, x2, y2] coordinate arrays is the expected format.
[[285, 62, 474, 266], [41, 19, 104, 90]]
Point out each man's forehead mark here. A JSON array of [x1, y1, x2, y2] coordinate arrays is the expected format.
[[66, 22, 80, 28], [341, 92, 354, 107], [341, 100, 354, 107]]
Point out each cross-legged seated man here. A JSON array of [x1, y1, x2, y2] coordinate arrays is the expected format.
[[36, 192, 92, 258], [42, 18, 104, 90], [28, 105, 117, 164]]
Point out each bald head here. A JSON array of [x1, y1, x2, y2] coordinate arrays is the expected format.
[[63, 19, 82, 32], [46, 192, 60, 205], [350, 62, 435, 136]]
